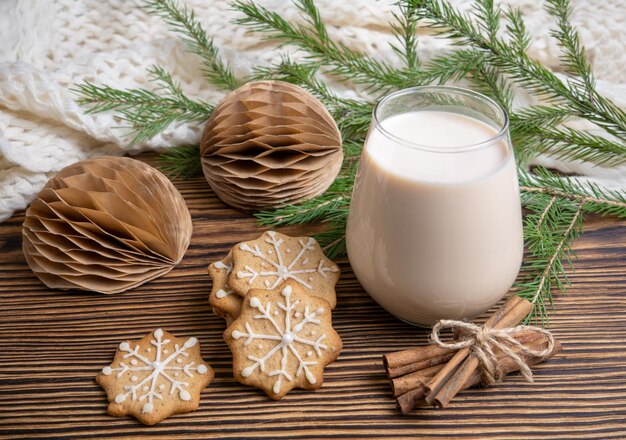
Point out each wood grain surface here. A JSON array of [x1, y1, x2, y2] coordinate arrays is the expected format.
[[1, 154, 625, 439]]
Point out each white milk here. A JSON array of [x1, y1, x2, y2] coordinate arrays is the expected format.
[[346, 111, 524, 325]]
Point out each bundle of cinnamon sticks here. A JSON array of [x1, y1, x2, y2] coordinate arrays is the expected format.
[[383, 296, 561, 414]]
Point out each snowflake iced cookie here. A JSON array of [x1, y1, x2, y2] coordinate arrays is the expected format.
[[230, 231, 340, 309], [224, 280, 342, 400], [96, 329, 214, 425], [208, 250, 243, 320]]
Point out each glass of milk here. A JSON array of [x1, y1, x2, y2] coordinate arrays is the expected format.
[[346, 86, 524, 326]]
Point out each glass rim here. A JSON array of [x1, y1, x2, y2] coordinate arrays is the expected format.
[[372, 85, 510, 153]]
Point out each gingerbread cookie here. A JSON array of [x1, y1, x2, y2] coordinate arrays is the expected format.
[[97, 329, 214, 425], [224, 280, 342, 400], [230, 231, 340, 308], [208, 250, 243, 319]]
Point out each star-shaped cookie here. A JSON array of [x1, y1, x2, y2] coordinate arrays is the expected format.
[[97, 329, 214, 425], [229, 231, 340, 308], [224, 280, 342, 399]]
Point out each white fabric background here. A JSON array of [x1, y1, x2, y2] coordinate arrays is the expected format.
[[0, 0, 625, 222]]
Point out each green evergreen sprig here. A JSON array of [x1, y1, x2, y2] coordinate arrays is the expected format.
[[73, 0, 626, 323], [411, 0, 626, 166], [545, 0, 593, 90], [516, 191, 583, 325], [390, 1, 421, 70], [232, 0, 415, 92], [73, 65, 213, 145], [156, 144, 202, 179], [73, 0, 241, 145], [144, 0, 239, 91], [519, 167, 626, 218], [517, 167, 626, 322]]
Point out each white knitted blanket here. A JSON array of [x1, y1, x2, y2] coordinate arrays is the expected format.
[[1, 0, 625, 222]]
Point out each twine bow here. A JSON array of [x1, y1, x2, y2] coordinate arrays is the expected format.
[[430, 320, 556, 385]]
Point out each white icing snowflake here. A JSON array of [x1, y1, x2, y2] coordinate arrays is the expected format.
[[101, 329, 209, 414], [237, 231, 338, 290], [232, 284, 330, 394], [214, 260, 234, 299]]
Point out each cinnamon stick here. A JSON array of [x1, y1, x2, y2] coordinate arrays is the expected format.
[[397, 336, 562, 413], [390, 329, 546, 397], [440, 339, 561, 406], [426, 297, 534, 407], [383, 295, 522, 370], [386, 296, 523, 379], [396, 386, 428, 414], [383, 343, 455, 372], [387, 352, 455, 379], [391, 365, 443, 397], [424, 295, 524, 405]]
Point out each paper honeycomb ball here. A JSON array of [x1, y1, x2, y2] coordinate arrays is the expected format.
[[22, 156, 192, 294], [200, 80, 343, 212]]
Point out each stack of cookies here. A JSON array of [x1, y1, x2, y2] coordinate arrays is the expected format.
[[208, 231, 343, 399]]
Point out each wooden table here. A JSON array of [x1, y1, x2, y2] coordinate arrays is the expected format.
[[1, 154, 625, 439]]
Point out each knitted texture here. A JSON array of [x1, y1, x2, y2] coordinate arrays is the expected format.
[[0, 0, 625, 222]]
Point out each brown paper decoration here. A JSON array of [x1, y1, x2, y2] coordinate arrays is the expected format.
[[22, 156, 192, 294], [200, 80, 343, 212]]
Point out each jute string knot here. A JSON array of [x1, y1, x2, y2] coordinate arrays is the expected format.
[[430, 320, 556, 385]]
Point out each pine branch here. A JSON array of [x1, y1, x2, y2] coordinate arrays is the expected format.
[[256, 195, 349, 227], [515, 166, 626, 321], [414, 0, 570, 102], [73, 65, 213, 145], [342, 139, 364, 158], [473, 0, 501, 41], [75, 0, 239, 147], [467, 63, 514, 112], [516, 198, 583, 325], [144, 0, 239, 90], [544, 0, 593, 92], [390, 1, 421, 70], [421, 49, 486, 85], [412, 0, 626, 165], [156, 144, 202, 179], [233, 0, 412, 91], [503, 7, 531, 55], [519, 167, 626, 218], [509, 105, 571, 166], [511, 106, 573, 137], [521, 126, 626, 166]]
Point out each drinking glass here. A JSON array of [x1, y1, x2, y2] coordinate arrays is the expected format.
[[346, 86, 524, 326]]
